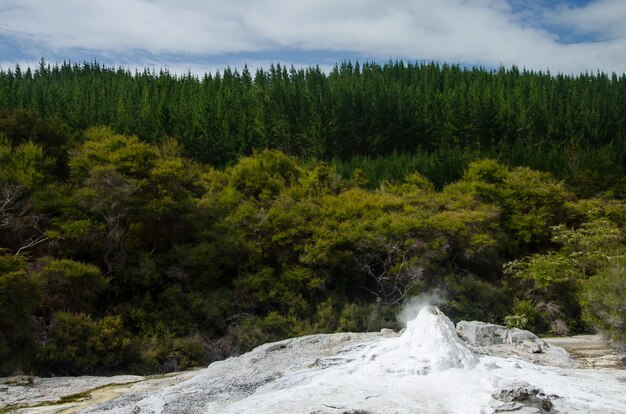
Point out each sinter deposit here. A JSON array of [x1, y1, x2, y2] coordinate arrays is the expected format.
[[13, 307, 626, 413]]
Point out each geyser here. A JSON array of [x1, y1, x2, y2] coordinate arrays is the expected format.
[[361, 305, 479, 376], [399, 306, 478, 370]]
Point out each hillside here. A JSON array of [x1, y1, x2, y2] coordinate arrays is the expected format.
[[0, 62, 625, 376]]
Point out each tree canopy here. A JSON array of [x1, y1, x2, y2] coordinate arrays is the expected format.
[[0, 61, 624, 375]]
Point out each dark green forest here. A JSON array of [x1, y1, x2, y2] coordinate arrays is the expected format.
[[2, 60, 626, 193], [0, 61, 624, 375]]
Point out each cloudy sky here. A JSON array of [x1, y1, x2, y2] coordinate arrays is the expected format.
[[0, 0, 624, 75]]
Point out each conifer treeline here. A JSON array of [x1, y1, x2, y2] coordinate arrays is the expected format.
[[1, 60, 624, 170]]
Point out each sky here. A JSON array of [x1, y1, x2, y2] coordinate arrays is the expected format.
[[0, 0, 624, 76]]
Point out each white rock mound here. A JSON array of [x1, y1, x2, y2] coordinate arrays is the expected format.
[[400, 306, 478, 370], [358, 306, 478, 377]]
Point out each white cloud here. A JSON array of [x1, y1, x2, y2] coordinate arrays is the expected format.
[[0, 0, 259, 54], [552, 0, 626, 39], [0, 0, 624, 74]]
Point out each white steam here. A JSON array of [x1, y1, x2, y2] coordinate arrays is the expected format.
[[397, 289, 447, 327]]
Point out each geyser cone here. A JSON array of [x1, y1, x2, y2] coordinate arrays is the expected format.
[[399, 306, 478, 371]]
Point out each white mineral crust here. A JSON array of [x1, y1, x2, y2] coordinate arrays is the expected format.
[[82, 306, 626, 414]]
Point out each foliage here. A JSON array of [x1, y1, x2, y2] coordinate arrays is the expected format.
[[505, 218, 624, 285], [0, 137, 49, 188], [0, 138, 52, 255], [504, 314, 529, 329], [0, 77, 624, 374], [0, 254, 41, 374], [581, 256, 626, 345], [38, 312, 133, 375], [0, 61, 624, 193], [452, 160, 570, 253], [444, 273, 511, 324], [229, 149, 303, 200], [505, 211, 625, 334], [136, 333, 211, 373], [465, 159, 508, 184], [35, 258, 107, 316], [504, 252, 576, 287]]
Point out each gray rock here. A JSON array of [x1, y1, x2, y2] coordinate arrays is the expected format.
[[456, 321, 538, 347], [456, 321, 576, 368], [491, 380, 553, 413]]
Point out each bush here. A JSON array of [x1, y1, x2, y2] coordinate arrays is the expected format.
[[337, 302, 396, 332], [88, 315, 134, 369], [582, 257, 626, 346], [215, 320, 268, 357], [337, 303, 366, 332], [36, 258, 107, 316], [504, 314, 529, 329], [0, 254, 41, 374], [465, 159, 508, 184], [171, 334, 212, 369], [137, 333, 212, 373], [444, 273, 511, 324], [229, 150, 302, 200], [504, 299, 538, 331], [38, 312, 134, 375]]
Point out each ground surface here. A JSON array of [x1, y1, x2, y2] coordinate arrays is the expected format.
[[543, 334, 625, 369], [1, 324, 624, 414], [1, 371, 201, 413]]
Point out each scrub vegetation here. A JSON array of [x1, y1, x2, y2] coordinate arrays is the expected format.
[[0, 61, 624, 375]]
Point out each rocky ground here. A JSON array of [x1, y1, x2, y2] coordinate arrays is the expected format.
[[542, 334, 625, 369], [0, 371, 201, 413], [1, 314, 624, 414]]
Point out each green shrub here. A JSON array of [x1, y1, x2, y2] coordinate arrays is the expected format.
[[404, 172, 435, 192], [229, 150, 302, 200], [170, 334, 211, 369], [218, 319, 269, 356], [337, 303, 365, 332], [582, 257, 626, 345], [445, 274, 511, 324], [88, 315, 134, 369], [506, 300, 538, 330], [504, 314, 529, 329], [465, 159, 508, 184], [0, 254, 41, 374], [313, 298, 339, 332], [136, 333, 212, 373], [38, 312, 134, 375], [38, 313, 98, 374], [337, 302, 397, 332], [36, 258, 107, 316]]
